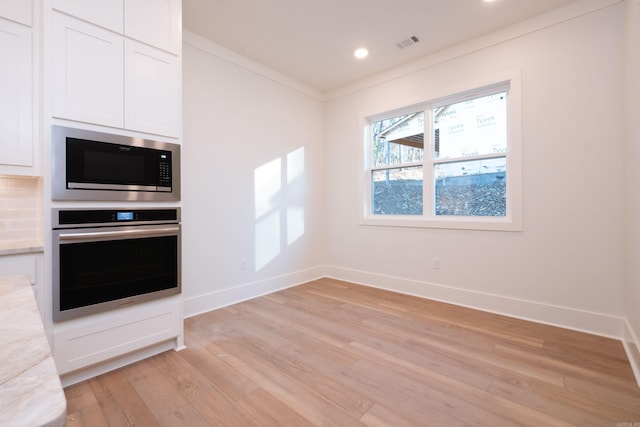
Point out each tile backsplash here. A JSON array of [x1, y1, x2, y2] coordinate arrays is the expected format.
[[0, 176, 42, 243]]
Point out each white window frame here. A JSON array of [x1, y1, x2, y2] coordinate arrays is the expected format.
[[361, 71, 522, 231]]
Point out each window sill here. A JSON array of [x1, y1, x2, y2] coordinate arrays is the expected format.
[[360, 214, 522, 232]]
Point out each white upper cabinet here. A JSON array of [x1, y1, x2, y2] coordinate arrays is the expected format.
[[125, 40, 179, 137], [0, 0, 32, 26], [52, 0, 123, 33], [52, 12, 124, 128], [0, 17, 33, 168], [50, 1, 180, 137], [124, 0, 180, 54]]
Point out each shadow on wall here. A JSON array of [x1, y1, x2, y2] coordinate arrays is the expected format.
[[254, 147, 305, 271]]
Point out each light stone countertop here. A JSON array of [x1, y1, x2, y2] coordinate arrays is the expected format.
[[0, 274, 66, 427], [0, 240, 44, 256]]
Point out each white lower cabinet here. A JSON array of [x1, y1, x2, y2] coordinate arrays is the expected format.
[[0, 253, 42, 317], [53, 297, 182, 376]]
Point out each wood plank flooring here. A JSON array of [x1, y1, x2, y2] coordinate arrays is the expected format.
[[64, 278, 640, 426]]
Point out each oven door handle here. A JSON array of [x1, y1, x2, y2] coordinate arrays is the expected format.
[[58, 226, 180, 241]]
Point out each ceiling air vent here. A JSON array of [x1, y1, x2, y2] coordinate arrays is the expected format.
[[395, 35, 420, 49]]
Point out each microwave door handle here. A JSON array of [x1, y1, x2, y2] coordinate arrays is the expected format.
[[58, 226, 180, 241]]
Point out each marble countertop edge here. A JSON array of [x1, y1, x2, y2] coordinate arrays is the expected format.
[[0, 240, 44, 256], [0, 274, 66, 427]]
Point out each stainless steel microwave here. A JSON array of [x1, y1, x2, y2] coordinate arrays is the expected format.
[[52, 125, 180, 202]]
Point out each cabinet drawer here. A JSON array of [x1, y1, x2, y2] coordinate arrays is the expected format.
[[53, 299, 181, 374]]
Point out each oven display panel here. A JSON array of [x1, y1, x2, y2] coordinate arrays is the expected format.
[[117, 211, 134, 221]]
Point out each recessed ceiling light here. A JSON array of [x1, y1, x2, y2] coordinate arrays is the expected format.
[[354, 48, 369, 59]]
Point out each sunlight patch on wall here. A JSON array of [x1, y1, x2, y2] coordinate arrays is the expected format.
[[287, 147, 305, 184], [255, 211, 281, 271], [287, 206, 305, 246], [254, 147, 306, 272], [286, 147, 305, 245], [254, 158, 281, 218]]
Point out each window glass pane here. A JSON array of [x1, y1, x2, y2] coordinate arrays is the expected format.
[[434, 158, 506, 217], [372, 166, 423, 215], [372, 112, 424, 167], [434, 92, 506, 160]]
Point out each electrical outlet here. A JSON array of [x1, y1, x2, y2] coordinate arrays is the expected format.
[[433, 257, 441, 269], [240, 258, 247, 271]]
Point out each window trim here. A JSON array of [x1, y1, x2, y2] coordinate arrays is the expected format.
[[360, 70, 522, 231]]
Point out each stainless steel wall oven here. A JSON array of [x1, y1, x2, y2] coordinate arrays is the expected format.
[[52, 208, 181, 322]]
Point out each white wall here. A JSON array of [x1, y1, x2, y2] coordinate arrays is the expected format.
[[624, 0, 640, 382], [180, 1, 637, 349], [181, 33, 326, 316], [324, 3, 627, 336]]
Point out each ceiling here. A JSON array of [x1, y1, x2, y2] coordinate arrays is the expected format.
[[182, 0, 579, 93]]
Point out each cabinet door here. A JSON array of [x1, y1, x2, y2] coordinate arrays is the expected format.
[[124, 40, 179, 137], [52, 0, 123, 33], [0, 0, 32, 26], [124, 0, 180, 54], [52, 12, 124, 128], [0, 254, 41, 318], [0, 18, 32, 167]]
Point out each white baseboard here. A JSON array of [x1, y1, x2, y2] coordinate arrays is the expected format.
[[62, 266, 639, 387], [623, 320, 640, 387], [325, 266, 625, 340], [181, 264, 638, 385], [182, 266, 326, 318]]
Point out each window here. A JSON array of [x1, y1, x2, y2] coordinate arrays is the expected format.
[[363, 75, 521, 231], [433, 91, 507, 217], [371, 112, 425, 216]]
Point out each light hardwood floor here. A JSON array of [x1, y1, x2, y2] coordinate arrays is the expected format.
[[64, 278, 640, 426]]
